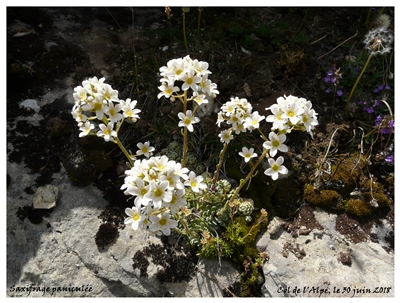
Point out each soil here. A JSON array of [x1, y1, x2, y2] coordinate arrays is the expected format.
[[7, 7, 394, 297]]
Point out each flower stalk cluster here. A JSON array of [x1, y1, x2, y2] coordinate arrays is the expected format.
[[71, 58, 319, 240], [157, 55, 219, 166], [122, 156, 206, 236], [71, 76, 141, 167], [214, 94, 318, 216]]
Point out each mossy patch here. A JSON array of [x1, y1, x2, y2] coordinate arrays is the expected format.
[[303, 183, 340, 209]]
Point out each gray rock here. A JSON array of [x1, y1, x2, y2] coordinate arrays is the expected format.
[[33, 185, 59, 209], [257, 209, 394, 298], [7, 161, 240, 297]]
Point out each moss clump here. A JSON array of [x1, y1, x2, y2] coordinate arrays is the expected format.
[[343, 177, 391, 217], [359, 177, 391, 208], [330, 154, 368, 194], [303, 183, 340, 209], [344, 199, 374, 217]]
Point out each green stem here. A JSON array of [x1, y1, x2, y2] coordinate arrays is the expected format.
[[183, 12, 189, 54], [181, 90, 188, 167], [345, 53, 373, 117], [218, 148, 269, 217], [115, 137, 134, 167], [211, 142, 229, 189]]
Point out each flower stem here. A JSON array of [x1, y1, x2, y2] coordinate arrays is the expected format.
[[211, 142, 229, 189], [217, 148, 269, 217], [345, 53, 373, 117], [115, 137, 134, 167], [183, 11, 189, 54], [181, 90, 188, 167]]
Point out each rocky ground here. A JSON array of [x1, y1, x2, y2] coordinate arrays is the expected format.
[[7, 7, 394, 297]]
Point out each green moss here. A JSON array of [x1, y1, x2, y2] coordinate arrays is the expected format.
[[330, 154, 368, 194], [344, 198, 374, 217], [303, 183, 340, 209], [359, 178, 391, 208]]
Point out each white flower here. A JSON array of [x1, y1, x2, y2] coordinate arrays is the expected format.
[[149, 212, 177, 236], [184, 171, 207, 193], [105, 101, 123, 124], [178, 110, 200, 132], [244, 111, 265, 131], [88, 95, 108, 120], [73, 86, 88, 103], [192, 59, 211, 76], [136, 141, 155, 158], [157, 79, 180, 99], [193, 93, 208, 105], [78, 121, 94, 137], [99, 83, 119, 102], [219, 129, 233, 144], [181, 68, 201, 91], [281, 97, 305, 125], [265, 104, 288, 131], [301, 108, 318, 137], [123, 177, 152, 207], [150, 155, 169, 172], [124, 207, 143, 230], [239, 147, 257, 163], [97, 122, 117, 142], [120, 98, 141, 122], [169, 189, 187, 213], [264, 156, 288, 180], [148, 180, 172, 208], [72, 109, 88, 123], [263, 132, 288, 157], [168, 57, 186, 81]]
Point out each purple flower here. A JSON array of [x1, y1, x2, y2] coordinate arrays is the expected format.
[[365, 107, 374, 114], [385, 154, 394, 164], [336, 90, 343, 97], [375, 115, 383, 125], [324, 76, 332, 83], [385, 85, 391, 90], [325, 88, 332, 93]]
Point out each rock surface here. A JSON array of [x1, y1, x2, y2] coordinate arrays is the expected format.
[[257, 207, 394, 298], [33, 185, 59, 209], [7, 161, 241, 297]]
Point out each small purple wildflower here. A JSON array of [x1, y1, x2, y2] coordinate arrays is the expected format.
[[336, 90, 343, 97], [365, 106, 375, 114], [325, 88, 332, 93], [385, 154, 394, 164]]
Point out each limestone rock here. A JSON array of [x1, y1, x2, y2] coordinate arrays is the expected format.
[[33, 185, 58, 209], [257, 208, 394, 298]]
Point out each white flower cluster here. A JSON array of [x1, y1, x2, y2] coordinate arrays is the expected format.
[[158, 55, 219, 101], [217, 97, 265, 143], [122, 156, 207, 236], [71, 76, 141, 141], [217, 95, 318, 181], [265, 95, 318, 137]]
